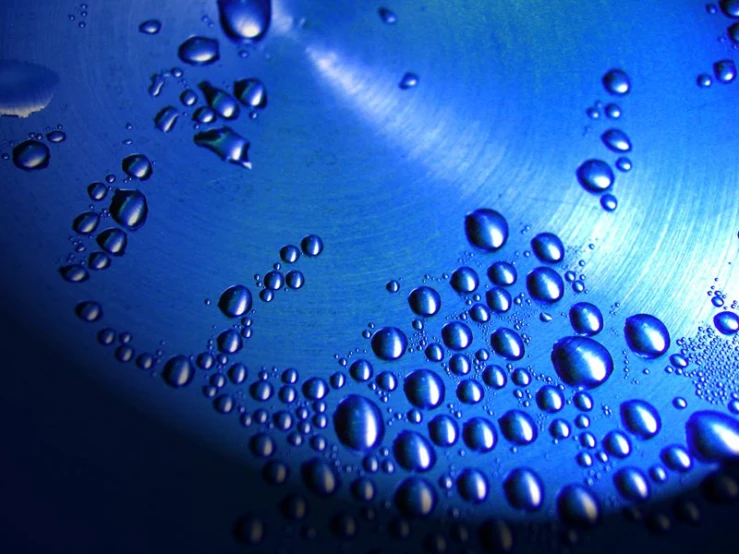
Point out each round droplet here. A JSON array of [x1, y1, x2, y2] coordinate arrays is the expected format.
[[714, 311, 739, 335], [603, 430, 632, 458], [714, 59, 737, 83], [551, 336, 613, 389], [408, 286, 441, 317], [531, 233, 564, 263], [121, 154, 153, 180], [624, 314, 670, 359], [482, 364, 507, 388], [503, 468, 544, 511], [457, 468, 489, 503], [661, 445, 693, 472], [302, 377, 328, 400], [249, 433, 275, 457], [285, 270, 304, 289], [75, 300, 102, 322], [393, 431, 436, 472], [450, 266, 479, 294], [404, 369, 445, 410], [333, 395, 385, 452], [96, 228, 127, 256], [491, 328, 525, 361], [536, 385, 564, 413], [602, 69, 631, 96], [218, 0, 271, 42], [487, 261, 517, 286], [428, 415, 458, 447], [569, 302, 603, 336], [217, 329, 242, 353], [499, 410, 537, 445], [620, 399, 662, 440], [464, 208, 509, 252], [556, 484, 601, 529], [110, 189, 148, 230], [486, 287, 512, 313], [301, 234, 323, 256], [178, 36, 220, 65], [302, 458, 339, 497], [576, 159, 614, 193], [462, 417, 497, 452], [526, 267, 564, 303], [394, 477, 436, 518], [12, 140, 49, 170], [456, 379, 484, 404], [613, 467, 651, 503], [162, 355, 194, 388], [349, 359, 373, 382], [442, 321, 473, 351], [372, 327, 408, 361], [219, 285, 252, 317], [686, 411, 739, 463], [601, 129, 632, 153]]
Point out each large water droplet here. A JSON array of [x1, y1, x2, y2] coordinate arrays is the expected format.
[[441, 321, 473, 351], [218, 0, 271, 42], [404, 369, 444, 409], [498, 410, 537, 445], [556, 484, 601, 529], [503, 468, 544, 511], [686, 411, 739, 462], [12, 140, 49, 170], [620, 399, 662, 440], [624, 314, 670, 359], [178, 36, 220, 65], [371, 327, 408, 361], [550, 336, 613, 389], [428, 415, 458, 447], [464, 208, 508, 252], [462, 417, 497, 452], [162, 355, 195, 388], [531, 232, 564, 263], [714, 311, 739, 335], [491, 328, 525, 360], [576, 159, 614, 193], [526, 267, 564, 303], [219, 285, 253, 317], [569, 302, 603, 336], [194, 127, 252, 169], [457, 468, 489, 503], [393, 431, 436, 472], [109, 189, 148, 230], [408, 286, 441, 317], [333, 395, 384, 452], [720, 0, 739, 17]]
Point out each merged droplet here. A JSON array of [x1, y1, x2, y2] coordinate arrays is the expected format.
[[620, 399, 662, 440], [178, 36, 220, 65], [624, 314, 670, 359], [576, 159, 614, 193], [503, 468, 544, 511], [550, 336, 613, 389], [109, 189, 148, 230], [194, 127, 252, 168], [333, 394, 384, 452], [393, 430, 436, 472], [404, 369, 445, 409], [371, 327, 408, 361], [685, 410, 739, 463], [217, 0, 271, 42], [0, 60, 59, 118], [464, 208, 508, 252], [234, 78, 267, 109]]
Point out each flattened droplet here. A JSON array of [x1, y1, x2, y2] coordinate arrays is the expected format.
[[178, 36, 220, 65]]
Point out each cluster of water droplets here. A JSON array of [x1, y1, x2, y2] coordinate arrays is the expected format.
[[697, 2, 738, 87]]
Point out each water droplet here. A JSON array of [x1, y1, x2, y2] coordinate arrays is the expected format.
[[371, 327, 408, 361], [441, 321, 473, 351], [96, 228, 128, 256], [87, 182, 108, 201], [178, 36, 220, 65], [121, 153, 152, 180], [72, 211, 100, 235], [602, 69, 631, 96], [394, 477, 436, 518], [487, 261, 517, 286], [399, 72, 418, 89], [139, 19, 161, 34], [217, 329, 242, 353], [457, 379, 484, 404], [486, 287, 512, 313], [464, 208, 509, 252], [408, 286, 441, 316], [219, 285, 252, 317], [162, 355, 195, 388], [12, 140, 49, 170], [393, 430, 436, 472], [199, 81, 241, 119], [576, 159, 614, 193], [285, 270, 304, 289], [620, 399, 662, 440], [46, 130, 66, 143], [462, 417, 498, 452], [109, 189, 148, 230], [404, 369, 444, 409], [569, 302, 603, 336], [349, 359, 373, 382], [490, 328, 525, 361], [536, 385, 564, 413], [301, 457, 339, 496], [154, 106, 178, 133], [499, 410, 537, 445], [333, 394, 384, 452], [613, 467, 651, 503], [302, 377, 328, 400], [600, 193, 618, 211], [714, 311, 739, 335], [551, 336, 613, 389], [428, 415, 458, 447], [301, 234, 323, 256], [661, 444, 693, 472], [250, 433, 275, 457], [556, 484, 601, 529], [714, 59, 737, 83], [234, 78, 267, 109], [457, 468, 489, 503], [0, 60, 59, 118], [526, 267, 564, 303], [503, 468, 544, 511], [194, 127, 252, 168], [603, 430, 632, 458], [624, 314, 671, 359], [686, 410, 739, 462], [59, 264, 89, 283], [601, 129, 632, 153], [378, 7, 397, 24], [531, 232, 564, 263], [217, 0, 271, 42]]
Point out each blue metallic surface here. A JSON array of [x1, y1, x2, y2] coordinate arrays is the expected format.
[[1, 0, 739, 552]]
